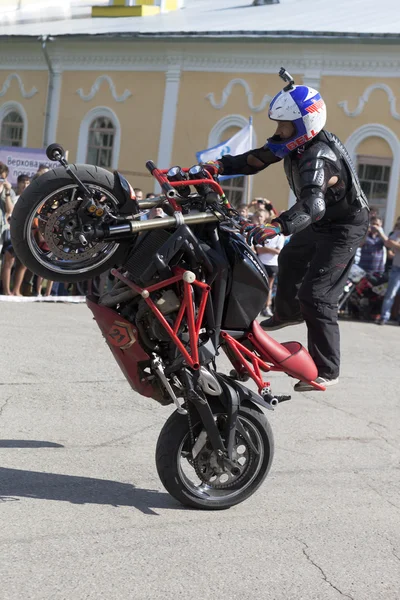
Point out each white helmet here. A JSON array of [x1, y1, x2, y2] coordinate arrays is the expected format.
[[266, 83, 327, 158]]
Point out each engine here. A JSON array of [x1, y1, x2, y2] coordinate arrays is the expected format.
[[135, 289, 181, 350]]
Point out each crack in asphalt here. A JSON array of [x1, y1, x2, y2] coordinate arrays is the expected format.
[[380, 534, 400, 565], [300, 397, 399, 453], [0, 396, 11, 418], [275, 445, 314, 457], [296, 538, 354, 599], [367, 422, 399, 452], [363, 481, 400, 511], [86, 423, 159, 451]]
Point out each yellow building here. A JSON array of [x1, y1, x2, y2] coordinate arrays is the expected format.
[[0, 0, 399, 228]]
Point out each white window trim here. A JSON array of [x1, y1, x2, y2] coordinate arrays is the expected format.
[[0, 101, 28, 147], [357, 155, 392, 167], [208, 114, 254, 148], [76, 106, 121, 169], [345, 124, 400, 232]]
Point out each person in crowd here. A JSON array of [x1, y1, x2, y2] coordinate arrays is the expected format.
[[358, 216, 386, 274], [204, 70, 369, 390], [148, 206, 165, 219], [146, 192, 156, 199], [1, 216, 14, 295], [134, 188, 143, 201], [255, 234, 286, 317], [250, 197, 267, 211], [251, 209, 267, 226], [7, 174, 32, 294], [0, 163, 18, 294], [249, 198, 277, 218], [237, 204, 250, 219], [0, 162, 16, 250], [372, 216, 400, 324], [14, 173, 31, 199], [32, 164, 49, 181]]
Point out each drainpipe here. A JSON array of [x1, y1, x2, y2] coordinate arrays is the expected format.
[[40, 35, 60, 148]]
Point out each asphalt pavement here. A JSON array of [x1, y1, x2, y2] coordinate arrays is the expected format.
[[0, 302, 399, 600]]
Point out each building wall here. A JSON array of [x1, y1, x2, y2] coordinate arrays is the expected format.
[[57, 70, 165, 192], [1, 38, 400, 226], [0, 69, 48, 147]]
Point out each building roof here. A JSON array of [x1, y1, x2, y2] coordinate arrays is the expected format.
[[0, 0, 399, 40]]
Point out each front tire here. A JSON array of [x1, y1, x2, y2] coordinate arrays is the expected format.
[[156, 402, 274, 510], [10, 164, 132, 283]]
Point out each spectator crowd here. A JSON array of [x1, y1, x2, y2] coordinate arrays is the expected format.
[[1, 171, 399, 324]]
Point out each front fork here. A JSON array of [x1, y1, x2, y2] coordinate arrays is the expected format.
[[181, 368, 259, 466]]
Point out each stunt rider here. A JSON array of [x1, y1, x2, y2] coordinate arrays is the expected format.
[[205, 69, 369, 391]]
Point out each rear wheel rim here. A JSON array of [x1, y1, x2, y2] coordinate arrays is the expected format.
[[26, 184, 121, 276], [177, 414, 265, 502]]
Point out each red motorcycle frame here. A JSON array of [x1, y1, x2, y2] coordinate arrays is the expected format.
[[88, 166, 325, 401]]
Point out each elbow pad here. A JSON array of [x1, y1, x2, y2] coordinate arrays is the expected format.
[[274, 209, 312, 236], [275, 190, 326, 236]]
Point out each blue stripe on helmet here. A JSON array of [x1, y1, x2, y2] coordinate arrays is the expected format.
[[290, 87, 322, 117]]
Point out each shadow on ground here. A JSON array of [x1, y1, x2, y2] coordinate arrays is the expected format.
[[0, 440, 64, 448], [0, 466, 181, 515]]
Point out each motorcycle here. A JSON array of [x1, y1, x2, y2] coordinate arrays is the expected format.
[[339, 263, 388, 321], [10, 144, 325, 510]]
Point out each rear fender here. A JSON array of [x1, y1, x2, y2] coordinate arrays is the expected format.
[[215, 373, 274, 412]]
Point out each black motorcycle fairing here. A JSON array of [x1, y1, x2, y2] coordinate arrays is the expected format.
[[220, 230, 270, 330], [124, 224, 213, 287], [113, 172, 141, 215], [199, 232, 230, 348]]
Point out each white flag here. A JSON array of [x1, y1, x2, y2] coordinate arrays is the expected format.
[[196, 121, 253, 164]]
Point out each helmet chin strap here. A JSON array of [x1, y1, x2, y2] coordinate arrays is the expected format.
[[270, 134, 284, 142]]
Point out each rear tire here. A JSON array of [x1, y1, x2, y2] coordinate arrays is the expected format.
[[156, 401, 274, 510], [10, 164, 132, 283]]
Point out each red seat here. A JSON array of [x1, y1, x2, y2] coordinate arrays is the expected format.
[[251, 320, 318, 381], [252, 320, 292, 363]]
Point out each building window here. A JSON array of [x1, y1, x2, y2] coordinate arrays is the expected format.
[[222, 175, 245, 208], [357, 156, 392, 220], [0, 110, 24, 147], [86, 116, 115, 168]]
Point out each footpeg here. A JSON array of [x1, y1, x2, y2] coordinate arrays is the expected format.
[[261, 389, 292, 410], [276, 395, 291, 403]]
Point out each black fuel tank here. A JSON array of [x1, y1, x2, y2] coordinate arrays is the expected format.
[[221, 230, 269, 330]]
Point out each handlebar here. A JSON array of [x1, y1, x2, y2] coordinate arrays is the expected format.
[[145, 161, 179, 208], [145, 160, 226, 208]]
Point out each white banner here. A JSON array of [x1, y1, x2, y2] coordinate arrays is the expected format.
[[0, 146, 59, 186], [0, 295, 86, 303], [196, 121, 254, 164]]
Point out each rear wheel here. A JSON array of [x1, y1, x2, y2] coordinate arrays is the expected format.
[[10, 164, 134, 283], [156, 402, 274, 510]]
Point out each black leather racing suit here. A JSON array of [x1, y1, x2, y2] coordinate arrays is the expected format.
[[220, 130, 369, 380]]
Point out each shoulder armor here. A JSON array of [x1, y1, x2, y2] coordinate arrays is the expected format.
[[300, 141, 338, 165], [298, 156, 326, 189]]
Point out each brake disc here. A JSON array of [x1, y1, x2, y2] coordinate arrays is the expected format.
[[194, 438, 252, 489], [43, 199, 107, 261]]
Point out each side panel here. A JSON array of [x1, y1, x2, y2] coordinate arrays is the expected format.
[[87, 297, 162, 401], [221, 232, 270, 330]]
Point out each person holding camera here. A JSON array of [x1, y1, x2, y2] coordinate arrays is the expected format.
[[372, 216, 400, 324]]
